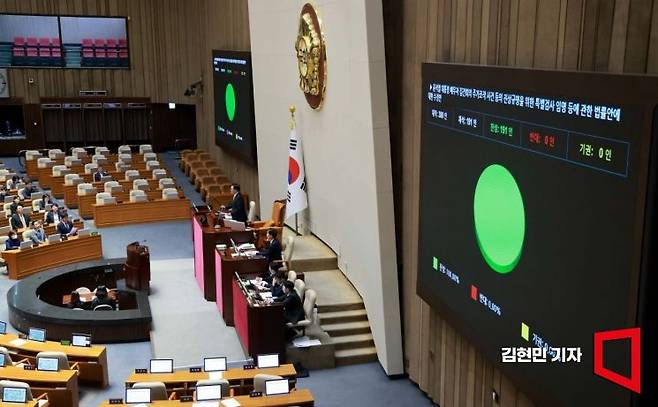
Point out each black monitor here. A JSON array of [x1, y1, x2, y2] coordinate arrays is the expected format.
[[27, 327, 46, 342]]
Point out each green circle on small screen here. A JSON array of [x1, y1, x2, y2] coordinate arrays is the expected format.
[[473, 164, 525, 274], [225, 83, 236, 122]]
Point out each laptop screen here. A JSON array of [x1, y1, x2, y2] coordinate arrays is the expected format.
[[196, 384, 223, 401], [149, 359, 173, 373], [37, 357, 59, 372], [203, 357, 227, 372], [72, 334, 91, 347], [125, 388, 151, 404], [265, 379, 290, 396], [0, 320, 6, 334], [28, 327, 46, 342], [257, 353, 279, 368], [2, 387, 28, 403]]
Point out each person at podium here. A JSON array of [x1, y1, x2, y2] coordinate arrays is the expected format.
[[57, 213, 77, 238], [93, 166, 109, 182], [10, 206, 31, 231], [220, 183, 247, 222]]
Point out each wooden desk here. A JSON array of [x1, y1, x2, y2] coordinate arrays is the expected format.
[[125, 364, 297, 396], [92, 198, 190, 227], [0, 235, 103, 280], [233, 277, 285, 359], [0, 365, 79, 407], [79, 188, 180, 219], [216, 248, 268, 325], [64, 177, 168, 208], [192, 212, 255, 301], [0, 333, 109, 388], [0, 401, 48, 407], [50, 163, 151, 198], [98, 390, 314, 407], [16, 221, 85, 238]]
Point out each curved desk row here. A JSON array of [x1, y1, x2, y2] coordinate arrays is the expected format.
[[62, 178, 165, 207], [92, 198, 190, 227], [79, 189, 182, 220], [0, 234, 103, 280]]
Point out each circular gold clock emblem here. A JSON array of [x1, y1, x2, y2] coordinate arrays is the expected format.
[[295, 3, 326, 110]]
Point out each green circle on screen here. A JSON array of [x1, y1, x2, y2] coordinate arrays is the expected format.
[[473, 164, 525, 274], [225, 83, 236, 122]]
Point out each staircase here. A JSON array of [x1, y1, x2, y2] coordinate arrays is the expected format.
[[318, 300, 377, 366]]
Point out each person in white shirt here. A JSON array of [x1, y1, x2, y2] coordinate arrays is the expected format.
[[10, 206, 31, 231]]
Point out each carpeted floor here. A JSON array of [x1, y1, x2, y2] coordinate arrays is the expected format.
[[0, 152, 436, 407]]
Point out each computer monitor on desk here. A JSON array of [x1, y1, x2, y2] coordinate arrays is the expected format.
[[204, 356, 227, 372], [125, 388, 151, 404], [72, 333, 91, 347], [224, 219, 246, 231], [100, 175, 112, 183], [37, 357, 59, 372], [2, 387, 28, 403], [0, 353, 5, 367], [0, 320, 6, 334], [19, 241, 33, 250], [28, 327, 46, 342], [265, 379, 290, 396], [149, 358, 174, 373], [257, 353, 280, 368], [196, 384, 223, 401]]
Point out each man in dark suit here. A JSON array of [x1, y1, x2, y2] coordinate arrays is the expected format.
[[274, 280, 305, 324], [91, 286, 116, 310], [8, 196, 20, 215], [93, 166, 109, 182], [223, 183, 247, 222], [10, 206, 31, 231], [57, 213, 76, 237], [45, 204, 63, 225], [260, 228, 283, 266]]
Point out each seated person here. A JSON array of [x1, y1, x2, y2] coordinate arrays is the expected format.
[[8, 196, 20, 215], [270, 271, 286, 300], [40, 193, 54, 210], [93, 166, 109, 182], [57, 213, 77, 237], [6, 175, 22, 190], [28, 220, 46, 245], [261, 261, 283, 286], [20, 180, 38, 199], [91, 286, 115, 310], [273, 280, 305, 340], [220, 183, 248, 222], [4, 230, 21, 250], [0, 185, 8, 201], [259, 228, 283, 266], [68, 291, 87, 310], [45, 204, 63, 225], [10, 206, 31, 231]]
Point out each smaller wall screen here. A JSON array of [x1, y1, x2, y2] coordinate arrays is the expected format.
[[212, 50, 257, 164], [0, 13, 129, 69]]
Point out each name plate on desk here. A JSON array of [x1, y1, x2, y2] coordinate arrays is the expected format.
[[23, 365, 35, 370], [109, 399, 123, 405], [134, 368, 147, 374], [243, 364, 255, 370], [250, 391, 263, 397], [179, 395, 194, 402], [189, 367, 202, 373]]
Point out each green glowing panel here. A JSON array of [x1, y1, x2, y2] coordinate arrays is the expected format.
[[432, 257, 438, 270], [225, 83, 236, 122], [521, 322, 530, 341], [473, 164, 525, 274]]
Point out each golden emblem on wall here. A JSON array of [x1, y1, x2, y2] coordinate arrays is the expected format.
[[295, 3, 327, 110]]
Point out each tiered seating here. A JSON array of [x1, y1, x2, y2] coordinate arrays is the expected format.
[[81, 37, 128, 67], [181, 150, 245, 209], [11, 36, 63, 66]]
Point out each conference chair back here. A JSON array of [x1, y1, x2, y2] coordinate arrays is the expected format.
[[294, 279, 306, 303], [287, 270, 297, 282], [195, 379, 230, 398], [0, 347, 15, 366], [247, 201, 256, 222]]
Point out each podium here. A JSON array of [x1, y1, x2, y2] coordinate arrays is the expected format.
[[124, 242, 150, 291]]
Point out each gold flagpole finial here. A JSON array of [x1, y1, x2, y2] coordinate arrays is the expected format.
[[289, 105, 296, 129]]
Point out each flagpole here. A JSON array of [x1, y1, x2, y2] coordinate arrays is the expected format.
[[289, 105, 301, 236]]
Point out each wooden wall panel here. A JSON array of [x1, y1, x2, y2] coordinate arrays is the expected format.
[[387, 0, 658, 406]]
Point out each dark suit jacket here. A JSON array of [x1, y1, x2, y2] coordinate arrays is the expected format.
[[91, 296, 115, 310], [271, 283, 284, 300], [57, 220, 74, 236], [226, 192, 247, 222], [93, 171, 108, 182], [10, 213, 31, 230], [40, 198, 53, 210], [275, 291, 305, 324], [9, 202, 19, 215], [45, 211, 63, 225], [260, 238, 283, 265]]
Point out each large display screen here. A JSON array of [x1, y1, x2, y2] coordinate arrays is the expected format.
[[0, 13, 129, 69], [212, 50, 257, 163], [417, 63, 656, 406]]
